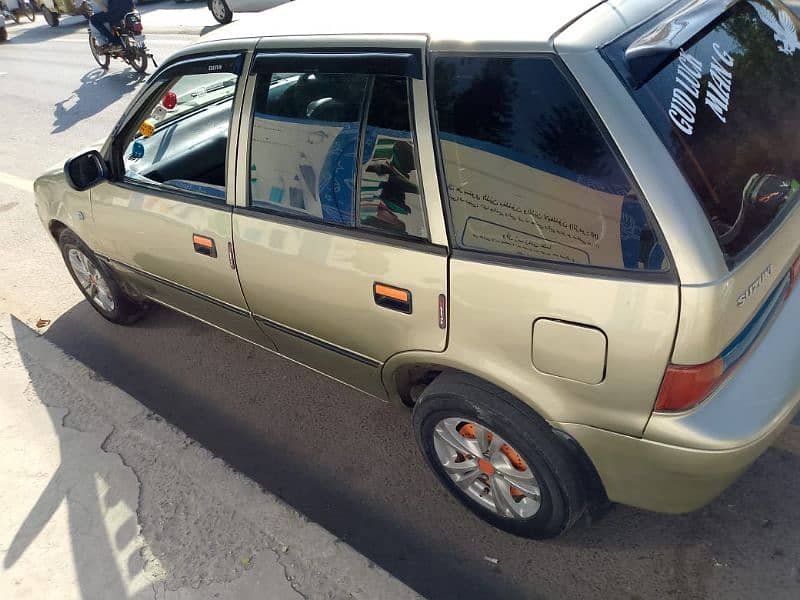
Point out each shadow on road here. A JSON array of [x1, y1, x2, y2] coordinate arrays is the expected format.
[[3, 316, 154, 599], [35, 301, 800, 600], [5, 15, 88, 45], [52, 67, 145, 133]]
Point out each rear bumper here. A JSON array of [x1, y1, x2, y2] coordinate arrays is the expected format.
[[560, 407, 797, 513], [559, 277, 800, 514]]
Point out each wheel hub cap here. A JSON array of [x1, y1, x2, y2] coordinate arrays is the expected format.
[[432, 418, 542, 520], [67, 248, 115, 312]]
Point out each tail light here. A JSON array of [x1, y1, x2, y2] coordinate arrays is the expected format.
[[133, 22, 143, 34], [654, 359, 726, 412], [656, 262, 796, 412]]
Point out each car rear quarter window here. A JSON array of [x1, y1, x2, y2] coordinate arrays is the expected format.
[[434, 56, 667, 271], [433, 56, 668, 272]]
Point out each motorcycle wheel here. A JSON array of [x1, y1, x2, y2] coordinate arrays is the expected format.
[[128, 47, 148, 74], [24, 3, 35, 21], [43, 7, 58, 26], [89, 32, 110, 70]]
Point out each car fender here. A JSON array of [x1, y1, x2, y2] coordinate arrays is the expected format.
[[34, 167, 96, 249]]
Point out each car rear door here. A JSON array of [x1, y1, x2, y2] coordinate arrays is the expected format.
[[232, 42, 449, 398]]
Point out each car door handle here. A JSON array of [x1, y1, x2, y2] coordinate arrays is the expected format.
[[373, 282, 412, 314], [192, 234, 217, 258]]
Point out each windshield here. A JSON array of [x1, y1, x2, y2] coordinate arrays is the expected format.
[[602, 0, 800, 264]]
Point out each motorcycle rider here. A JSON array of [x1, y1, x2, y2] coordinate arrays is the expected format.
[[89, 0, 134, 49]]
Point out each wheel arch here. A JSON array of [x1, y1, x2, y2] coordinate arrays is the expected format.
[[49, 219, 69, 241], [382, 352, 556, 419]]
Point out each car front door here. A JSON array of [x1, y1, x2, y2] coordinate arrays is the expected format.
[[90, 51, 269, 346], [231, 45, 449, 398]]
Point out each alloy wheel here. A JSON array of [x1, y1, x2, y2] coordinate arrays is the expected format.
[[432, 418, 542, 519], [67, 248, 115, 312]]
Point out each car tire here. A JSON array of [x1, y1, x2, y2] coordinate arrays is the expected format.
[[208, 0, 232, 24], [0, 28, 7, 43], [412, 372, 587, 538], [58, 229, 147, 325]]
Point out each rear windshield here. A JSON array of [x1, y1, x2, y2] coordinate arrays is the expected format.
[[602, 0, 800, 264]]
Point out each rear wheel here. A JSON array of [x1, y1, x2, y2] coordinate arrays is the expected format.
[[88, 32, 110, 70], [413, 372, 587, 538], [58, 229, 147, 325], [43, 7, 58, 26], [209, 0, 232, 24], [127, 46, 148, 74]]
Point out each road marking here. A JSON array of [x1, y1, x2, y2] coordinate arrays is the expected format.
[[0, 172, 34, 193]]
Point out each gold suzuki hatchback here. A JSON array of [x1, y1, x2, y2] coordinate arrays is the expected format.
[[35, 0, 800, 538]]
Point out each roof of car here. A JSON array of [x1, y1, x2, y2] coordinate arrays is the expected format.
[[200, 0, 607, 47]]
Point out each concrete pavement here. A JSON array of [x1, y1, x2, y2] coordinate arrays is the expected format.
[[0, 313, 420, 599]]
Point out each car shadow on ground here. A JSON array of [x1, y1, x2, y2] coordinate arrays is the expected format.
[[3, 316, 156, 600], [33, 301, 800, 600], [52, 67, 145, 133]]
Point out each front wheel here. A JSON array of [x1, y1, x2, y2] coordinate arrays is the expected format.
[[209, 0, 232, 24], [58, 229, 147, 325], [42, 7, 58, 26], [88, 32, 110, 70], [412, 372, 588, 539]]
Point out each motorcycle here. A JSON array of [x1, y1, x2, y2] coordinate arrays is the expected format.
[[87, 7, 156, 74], [1, 0, 36, 23]]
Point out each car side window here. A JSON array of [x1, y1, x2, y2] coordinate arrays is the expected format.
[[247, 71, 428, 238], [122, 72, 239, 202], [249, 72, 369, 225], [433, 56, 667, 272], [358, 76, 427, 239]]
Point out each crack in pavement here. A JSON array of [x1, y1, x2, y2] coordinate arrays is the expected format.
[[0, 314, 420, 600]]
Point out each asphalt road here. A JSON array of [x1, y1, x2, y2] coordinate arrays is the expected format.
[[2, 11, 800, 600]]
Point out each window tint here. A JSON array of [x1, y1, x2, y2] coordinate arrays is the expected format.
[[123, 72, 239, 201], [602, 1, 800, 263], [434, 56, 667, 272], [359, 76, 427, 239], [248, 72, 369, 225]]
